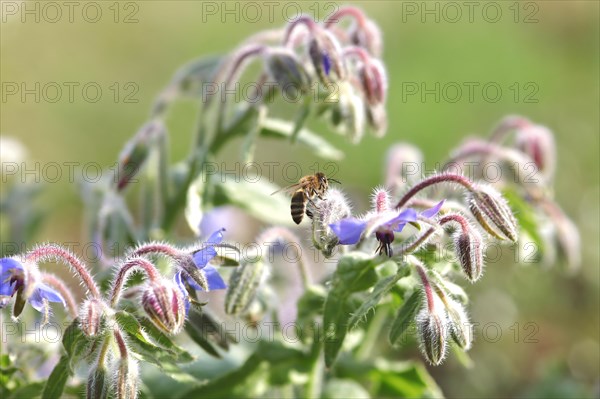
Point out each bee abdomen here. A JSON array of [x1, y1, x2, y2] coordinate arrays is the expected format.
[[291, 191, 306, 224]]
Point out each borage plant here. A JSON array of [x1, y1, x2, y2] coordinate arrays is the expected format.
[[1, 7, 578, 399]]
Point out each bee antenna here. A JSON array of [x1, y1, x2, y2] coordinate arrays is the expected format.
[[329, 178, 342, 185]]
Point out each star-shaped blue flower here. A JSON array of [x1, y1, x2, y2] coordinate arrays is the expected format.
[[174, 229, 228, 314], [330, 200, 445, 257], [0, 258, 65, 312]]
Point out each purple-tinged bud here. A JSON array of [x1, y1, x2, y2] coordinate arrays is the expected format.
[[141, 279, 185, 335], [416, 294, 449, 366], [308, 30, 346, 85], [265, 49, 311, 97], [225, 260, 268, 316], [310, 188, 352, 257], [455, 229, 484, 282], [351, 19, 383, 57], [515, 124, 556, 181], [79, 298, 105, 337], [115, 120, 165, 191], [468, 185, 518, 242], [358, 59, 387, 106]]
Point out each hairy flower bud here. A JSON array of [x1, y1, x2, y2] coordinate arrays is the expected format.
[[176, 254, 209, 291], [225, 260, 267, 316], [309, 30, 346, 85], [141, 279, 185, 335], [468, 185, 518, 242], [385, 143, 423, 189], [329, 81, 366, 143], [445, 299, 472, 350], [87, 363, 108, 399], [265, 49, 311, 97], [114, 357, 138, 399], [358, 59, 387, 106], [515, 124, 556, 181], [115, 120, 165, 191], [416, 294, 449, 366], [455, 229, 484, 282], [79, 298, 105, 337], [351, 19, 383, 57], [310, 188, 352, 257]]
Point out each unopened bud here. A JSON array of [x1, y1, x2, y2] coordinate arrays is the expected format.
[[416, 295, 448, 366], [265, 49, 311, 97], [79, 298, 105, 337], [114, 357, 138, 399], [359, 59, 387, 106], [310, 188, 352, 257], [515, 124, 556, 181], [468, 185, 518, 242], [225, 260, 268, 316], [115, 120, 165, 191], [309, 30, 346, 85], [86, 363, 108, 399], [329, 81, 366, 143], [446, 299, 472, 350], [351, 19, 383, 57], [141, 279, 185, 335], [366, 102, 387, 138], [455, 229, 484, 282]]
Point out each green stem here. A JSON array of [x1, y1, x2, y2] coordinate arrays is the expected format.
[[306, 339, 323, 399], [355, 307, 388, 362]]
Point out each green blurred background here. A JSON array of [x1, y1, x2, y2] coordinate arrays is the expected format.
[[1, 1, 598, 397]]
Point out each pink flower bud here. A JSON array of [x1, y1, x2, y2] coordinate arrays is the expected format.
[[515, 124, 556, 181], [141, 279, 185, 335], [416, 293, 449, 366]]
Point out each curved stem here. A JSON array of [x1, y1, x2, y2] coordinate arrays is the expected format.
[[439, 214, 470, 234], [324, 6, 367, 28], [489, 115, 532, 143], [414, 263, 435, 312], [40, 273, 78, 318], [25, 244, 100, 299], [110, 257, 160, 307], [131, 243, 180, 259], [395, 173, 475, 210], [284, 15, 318, 45]]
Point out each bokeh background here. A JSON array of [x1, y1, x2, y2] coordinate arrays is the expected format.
[[1, 1, 598, 398]]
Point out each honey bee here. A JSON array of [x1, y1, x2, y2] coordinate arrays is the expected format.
[[271, 172, 341, 224]]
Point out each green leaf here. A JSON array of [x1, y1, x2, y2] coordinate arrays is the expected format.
[[324, 253, 380, 367], [290, 99, 311, 143], [348, 265, 408, 331], [212, 175, 294, 226], [323, 379, 370, 399], [241, 105, 268, 163], [260, 117, 344, 160], [369, 360, 444, 398], [389, 290, 423, 346], [42, 355, 70, 399], [8, 382, 44, 399], [502, 189, 544, 258]]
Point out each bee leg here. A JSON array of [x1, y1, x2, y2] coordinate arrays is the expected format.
[[306, 208, 314, 219]]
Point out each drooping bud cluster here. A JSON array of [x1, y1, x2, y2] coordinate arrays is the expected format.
[[141, 279, 186, 335]]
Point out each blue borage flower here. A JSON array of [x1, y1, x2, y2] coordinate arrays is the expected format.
[[330, 192, 445, 257], [0, 258, 65, 312], [174, 229, 228, 314]]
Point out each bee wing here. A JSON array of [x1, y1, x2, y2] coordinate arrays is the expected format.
[[270, 183, 302, 196]]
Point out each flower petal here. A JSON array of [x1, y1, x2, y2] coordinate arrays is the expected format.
[[173, 271, 190, 314], [0, 258, 23, 283], [184, 274, 204, 291], [36, 283, 65, 305], [205, 228, 225, 245], [330, 218, 368, 245], [0, 279, 16, 296], [420, 200, 445, 218], [203, 265, 227, 290], [28, 289, 45, 312], [192, 246, 218, 269], [394, 222, 408, 233]]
